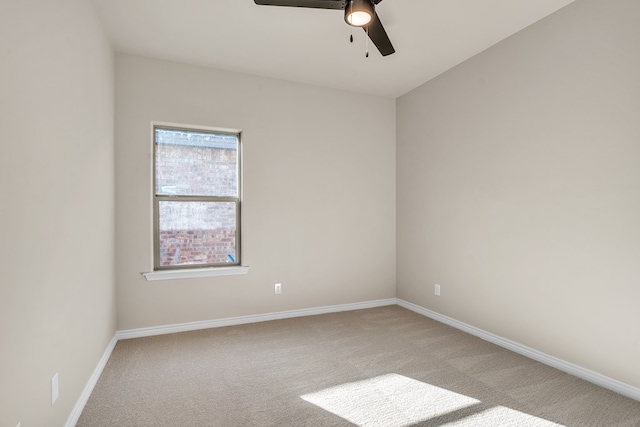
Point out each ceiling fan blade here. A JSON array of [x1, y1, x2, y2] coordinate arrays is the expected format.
[[364, 13, 395, 56], [254, 0, 346, 10]]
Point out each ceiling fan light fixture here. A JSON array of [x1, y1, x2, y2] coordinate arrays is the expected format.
[[344, 0, 374, 27]]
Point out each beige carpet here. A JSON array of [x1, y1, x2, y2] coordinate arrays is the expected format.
[[77, 306, 640, 426]]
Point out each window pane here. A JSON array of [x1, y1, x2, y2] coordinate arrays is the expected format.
[[158, 201, 237, 267], [155, 128, 238, 197]]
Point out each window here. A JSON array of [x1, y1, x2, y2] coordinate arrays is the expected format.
[[153, 125, 241, 270]]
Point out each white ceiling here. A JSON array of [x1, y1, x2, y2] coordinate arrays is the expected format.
[[93, 0, 576, 98]]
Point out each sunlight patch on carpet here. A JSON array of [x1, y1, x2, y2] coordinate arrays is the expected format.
[[301, 373, 566, 427], [301, 373, 479, 426], [455, 406, 565, 426]]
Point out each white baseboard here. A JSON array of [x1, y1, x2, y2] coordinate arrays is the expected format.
[[117, 298, 398, 340], [397, 299, 640, 402], [65, 334, 118, 427]]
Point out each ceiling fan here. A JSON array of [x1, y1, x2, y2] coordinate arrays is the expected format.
[[254, 0, 395, 56]]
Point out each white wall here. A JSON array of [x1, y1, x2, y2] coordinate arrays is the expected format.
[[397, 0, 640, 388], [115, 54, 396, 330], [0, 0, 115, 426]]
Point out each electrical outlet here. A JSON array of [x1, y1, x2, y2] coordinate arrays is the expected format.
[[274, 283, 282, 295], [51, 373, 59, 405], [434, 284, 441, 296]]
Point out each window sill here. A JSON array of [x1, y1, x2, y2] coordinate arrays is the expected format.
[[143, 266, 250, 281]]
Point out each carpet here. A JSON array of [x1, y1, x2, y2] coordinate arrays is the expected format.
[[77, 306, 640, 426]]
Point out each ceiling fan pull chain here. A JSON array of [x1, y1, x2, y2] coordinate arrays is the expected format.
[[349, 1, 354, 43], [365, 26, 369, 57]]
